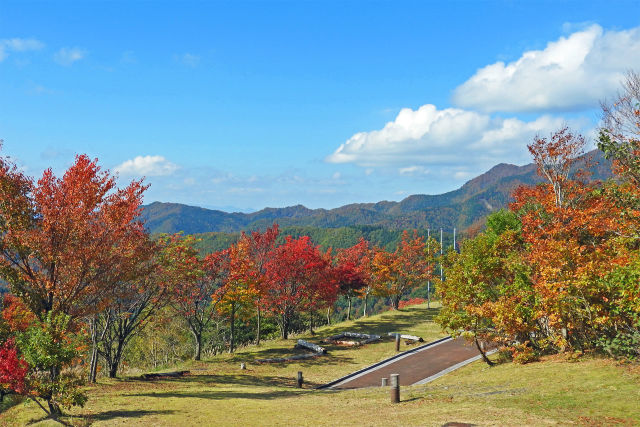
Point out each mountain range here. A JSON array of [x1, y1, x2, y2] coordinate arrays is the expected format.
[[141, 150, 612, 235]]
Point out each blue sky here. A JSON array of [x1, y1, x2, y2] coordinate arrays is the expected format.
[[2, 1, 640, 211]]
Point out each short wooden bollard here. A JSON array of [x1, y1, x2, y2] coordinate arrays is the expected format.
[[381, 377, 388, 387], [390, 374, 400, 403], [395, 333, 400, 352], [296, 371, 303, 388], [240, 363, 246, 370]]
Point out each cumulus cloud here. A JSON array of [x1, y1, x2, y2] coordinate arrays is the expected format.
[[452, 24, 640, 113], [327, 104, 571, 169], [0, 38, 44, 61], [54, 47, 87, 65], [114, 155, 179, 177]]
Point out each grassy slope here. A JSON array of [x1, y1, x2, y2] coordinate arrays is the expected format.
[[1, 304, 639, 426]]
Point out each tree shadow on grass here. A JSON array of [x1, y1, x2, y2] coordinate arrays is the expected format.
[[27, 409, 177, 426], [91, 409, 177, 421], [126, 389, 306, 401], [145, 373, 323, 389], [225, 349, 356, 368]]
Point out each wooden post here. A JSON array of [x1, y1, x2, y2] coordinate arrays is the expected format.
[[395, 333, 400, 352], [296, 371, 303, 388], [381, 377, 388, 387], [390, 374, 400, 403]]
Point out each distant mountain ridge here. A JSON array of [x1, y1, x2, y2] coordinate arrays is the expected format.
[[141, 150, 612, 235]]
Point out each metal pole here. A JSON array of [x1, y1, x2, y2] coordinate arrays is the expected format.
[[390, 374, 400, 403], [427, 228, 430, 309], [440, 229, 443, 283], [453, 228, 456, 252], [395, 333, 400, 352]]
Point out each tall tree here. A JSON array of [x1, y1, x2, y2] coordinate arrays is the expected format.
[[263, 236, 333, 339], [371, 230, 432, 309], [173, 248, 225, 361], [528, 127, 586, 208], [96, 234, 197, 378], [0, 153, 147, 321], [334, 239, 372, 320], [599, 70, 640, 186], [0, 152, 147, 416]]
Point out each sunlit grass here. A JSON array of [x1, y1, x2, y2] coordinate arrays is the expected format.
[[1, 303, 639, 426]]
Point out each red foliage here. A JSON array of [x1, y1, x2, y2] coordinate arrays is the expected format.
[[2, 294, 36, 332], [263, 236, 337, 338], [0, 154, 149, 321], [0, 338, 28, 394]]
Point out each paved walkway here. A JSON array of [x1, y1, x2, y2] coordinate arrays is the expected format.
[[320, 336, 492, 390]]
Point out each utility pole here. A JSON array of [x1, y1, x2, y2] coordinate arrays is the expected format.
[[453, 227, 456, 252], [427, 229, 430, 309], [440, 228, 443, 284]]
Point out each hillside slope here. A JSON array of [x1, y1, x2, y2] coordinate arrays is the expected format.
[[141, 150, 612, 235]]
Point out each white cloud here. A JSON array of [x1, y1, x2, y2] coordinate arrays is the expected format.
[[399, 165, 429, 176], [114, 155, 178, 177], [327, 104, 570, 169], [0, 38, 44, 61], [176, 53, 200, 67], [54, 47, 87, 66], [452, 24, 640, 113]]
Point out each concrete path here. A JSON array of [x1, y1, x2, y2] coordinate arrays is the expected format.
[[320, 336, 492, 390]]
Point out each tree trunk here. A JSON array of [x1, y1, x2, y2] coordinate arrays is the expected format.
[[256, 306, 261, 345], [326, 307, 331, 325], [108, 341, 124, 378], [363, 293, 369, 317], [347, 296, 352, 320], [229, 302, 236, 353], [47, 366, 63, 417], [47, 400, 62, 418], [309, 311, 314, 334], [89, 317, 99, 383], [474, 336, 494, 367], [392, 295, 401, 310], [280, 314, 289, 339], [191, 329, 202, 361]]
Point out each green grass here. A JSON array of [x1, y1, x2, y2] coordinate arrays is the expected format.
[[2, 303, 639, 426]]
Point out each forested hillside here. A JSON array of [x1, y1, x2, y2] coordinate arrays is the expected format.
[[141, 150, 611, 236]]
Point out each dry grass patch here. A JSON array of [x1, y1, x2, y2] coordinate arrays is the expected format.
[[2, 304, 638, 426]]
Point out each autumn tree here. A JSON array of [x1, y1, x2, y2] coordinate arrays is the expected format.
[[173, 248, 226, 361], [0, 151, 147, 416], [263, 236, 334, 339], [528, 127, 586, 208], [241, 225, 279, 345], [219, 239, 257, 353], [437, 210, 534, 365], [96, 234, 199, 378], [599, 70, 640, 186], [371, 230, 433, 310], [334, 239, 372, 320], [0, 154, 147, 322]]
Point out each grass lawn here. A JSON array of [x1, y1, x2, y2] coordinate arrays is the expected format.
[[1, 303, 639, 426]]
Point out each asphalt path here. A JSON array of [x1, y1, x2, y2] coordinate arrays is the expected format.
[[322, 336, 490, 389]]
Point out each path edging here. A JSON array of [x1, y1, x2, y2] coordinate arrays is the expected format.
[[316, 335, 452, 390]]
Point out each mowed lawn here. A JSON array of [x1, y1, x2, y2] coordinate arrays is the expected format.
[[1, 304, 639, 426]]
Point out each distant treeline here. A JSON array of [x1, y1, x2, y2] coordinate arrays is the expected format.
[[191, 224, 460, 256]]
